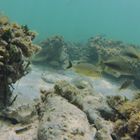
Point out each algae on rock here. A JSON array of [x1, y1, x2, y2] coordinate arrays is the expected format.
[[0, 15, 40, 108], [107, 95, 140, 140], [54, 80, 114, 140], [38, 92, 95, 140]]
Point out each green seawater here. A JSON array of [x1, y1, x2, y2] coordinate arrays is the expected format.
[[1, 0, 140, 44]]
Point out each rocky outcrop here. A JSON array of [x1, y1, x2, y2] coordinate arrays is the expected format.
[[37, 80, 114, 140], [38, 94, 95, 140], [54, 80, 114, 140], [54, 80, 113, 119]]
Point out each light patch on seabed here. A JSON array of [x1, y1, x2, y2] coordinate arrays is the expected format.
[[13, 67, 51, 101], [67, 69, 136, 99], [90, 77, 136, 99], [13, 66, 136, 102], [13, 66, 72, 102]]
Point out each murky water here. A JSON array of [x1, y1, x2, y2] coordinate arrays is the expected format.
[[1, 0, 140, 44]]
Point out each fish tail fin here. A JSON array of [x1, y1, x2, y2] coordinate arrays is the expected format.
[[66, 60, 72, 69]]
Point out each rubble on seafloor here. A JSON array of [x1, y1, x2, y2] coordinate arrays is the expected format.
[[87, 36, 140, 61], [0, 14, 40, 107]]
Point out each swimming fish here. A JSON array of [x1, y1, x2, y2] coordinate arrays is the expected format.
[[100, 56, 135, 78], [66, 60, 72, 69], [119, 79, 134, 90], [122, 47, 140, 59], [67, 61, 102, 78]]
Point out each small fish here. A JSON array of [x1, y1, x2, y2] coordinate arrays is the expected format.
[[15, 125, 31, 134], [119, 79, 134, 90], [67, 61, 102, 78], [66, 60, 72, 69]]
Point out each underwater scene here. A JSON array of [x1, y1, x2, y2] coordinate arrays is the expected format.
[[0, 0, 140, 140]]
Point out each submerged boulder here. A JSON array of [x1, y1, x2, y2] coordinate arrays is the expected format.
[[54, 80, 113, 119], [38, 94, 95, 140], [54, 80, 114, 140]]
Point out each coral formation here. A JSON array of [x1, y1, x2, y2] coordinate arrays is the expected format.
[[33, 34, 140, 81], [87, 36, 140, 64], [33, 35, 69, 68], [66, 41, 89, 62], [107, 96, 140, 140], [86, 36, 140, 80], [0, 15, 40, 107], [87, 36, 123, 62]]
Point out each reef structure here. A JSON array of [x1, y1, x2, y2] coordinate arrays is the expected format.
[[33, 35, 69, 69], [84, 36, 140, 80], [0, 15, 40, 108], [107, 95, 140, 140], [87, 36, 139, 62]]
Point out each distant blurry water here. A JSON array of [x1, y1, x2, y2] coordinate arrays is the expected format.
[[1, 0, 140, 44]]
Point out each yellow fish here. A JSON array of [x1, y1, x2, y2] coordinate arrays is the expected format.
[[67, 61, 102, 78]]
